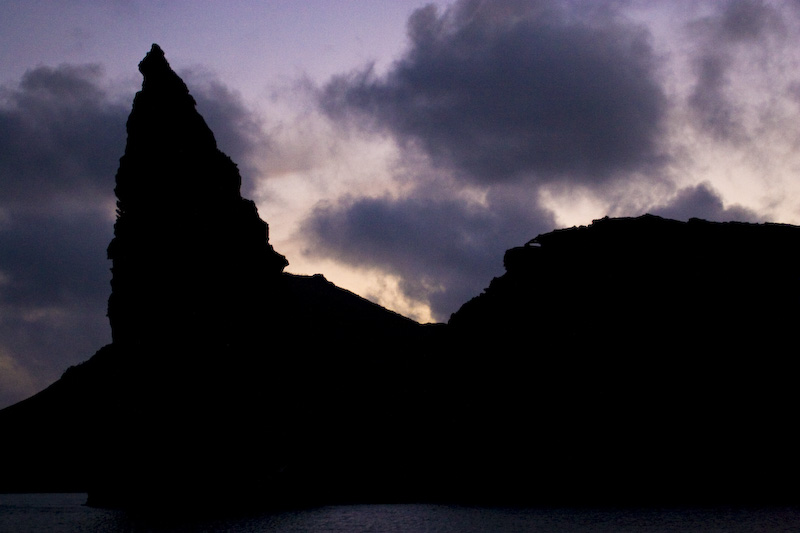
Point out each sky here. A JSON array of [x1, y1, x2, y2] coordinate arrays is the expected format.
[[2, 0, 800, 408]]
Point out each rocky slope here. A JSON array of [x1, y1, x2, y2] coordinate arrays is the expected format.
[[447, 214, 800, 505], [1, 45, 797, 510]]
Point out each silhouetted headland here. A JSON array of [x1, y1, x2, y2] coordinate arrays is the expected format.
[[0, 44, 797, 512]]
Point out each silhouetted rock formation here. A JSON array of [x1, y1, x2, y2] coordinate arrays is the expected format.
[[0, 45, 440, 511], [108, 44, 287, 347], [452, 213, 799, 353], [1, 46, 798, 511], [446, 214, 800, 505]]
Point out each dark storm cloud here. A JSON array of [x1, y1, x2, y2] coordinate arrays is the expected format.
[[650, 182, 760, 223], [0, 64, 128, 209], [320, 0, 668, 186], [686, 0, 783, 142], [717, 0, 781, 42], [0, 211, 113, 408], [0, 64, 125, 407], [0, 62, 271, 408], [0, 211, 111, 309], [302, 188, 555, 321], [688, 54, 741, 142]]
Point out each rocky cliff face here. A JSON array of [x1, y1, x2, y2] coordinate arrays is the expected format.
[[445, 214, 800, 505], [451, 213, 800, 354], [108, 44, 287, 347]]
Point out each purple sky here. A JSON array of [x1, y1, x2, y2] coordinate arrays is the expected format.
[[2, 0, 800, 408]]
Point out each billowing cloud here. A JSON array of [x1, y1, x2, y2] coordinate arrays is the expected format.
[[0, 64, 127, 211], [688, 53, 741, 142], [301, 0, 672, 319], [0, 64, 124, 405], [715, 0, 781, 43], [650, 182, 761, 222], [302, 184, 554, 320], [320, 0, 668, 187], [686, 0, 785, 142]]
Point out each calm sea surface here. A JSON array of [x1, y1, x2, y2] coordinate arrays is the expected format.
[[1, 493, 798, 533]]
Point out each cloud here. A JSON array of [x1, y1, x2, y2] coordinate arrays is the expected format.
[[320, 0, 669, 188], [0, 64, 125, 407], [0, 211, 113, 409], [688, 53, 741, 142], [685, 0, 785, 142], [0, 64, 127, 212], [716, 0, 782, 43], [650, 182, 761, 222], [302, 185, 555, 321]]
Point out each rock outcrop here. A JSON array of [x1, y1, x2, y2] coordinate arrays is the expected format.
[[108, 44, 287, 347], [451, 213, 799, 354], [446, 214, 800, 505], [1, 46, 798, 511]]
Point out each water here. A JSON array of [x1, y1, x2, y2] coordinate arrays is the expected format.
[[1, 494, 798, 533]]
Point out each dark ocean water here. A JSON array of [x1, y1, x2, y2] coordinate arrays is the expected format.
[[1, 494, 799, 533]]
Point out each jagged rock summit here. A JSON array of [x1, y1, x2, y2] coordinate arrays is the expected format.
[[108, 43, 287, 347], [451, 213, 800, 354]]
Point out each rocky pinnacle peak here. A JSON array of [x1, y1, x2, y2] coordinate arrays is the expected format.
[[138, 43, 165, 73], [137, 43, 189, 95], [107, 44, 287, 345]]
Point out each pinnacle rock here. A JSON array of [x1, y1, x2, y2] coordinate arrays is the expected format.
[[107, 44, 287, 346]]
